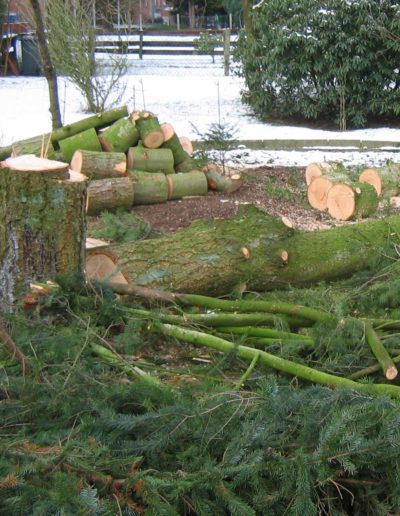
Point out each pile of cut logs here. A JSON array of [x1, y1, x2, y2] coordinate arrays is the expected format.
[[0, 106, 242, 216], [305, 161, 400, 221]]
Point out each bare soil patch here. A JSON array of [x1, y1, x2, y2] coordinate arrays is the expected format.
[[131, 166, 347, 234]]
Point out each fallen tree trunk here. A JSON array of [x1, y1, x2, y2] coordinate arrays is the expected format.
[[86, 206, 400, 295], [0, 158, 87, 312]]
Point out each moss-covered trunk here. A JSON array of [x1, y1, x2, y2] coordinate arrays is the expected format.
[[87, 206, 400, 295]]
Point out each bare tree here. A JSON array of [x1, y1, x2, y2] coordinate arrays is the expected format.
[[46, 0, 127, 113], [28, 0, 62, 128]]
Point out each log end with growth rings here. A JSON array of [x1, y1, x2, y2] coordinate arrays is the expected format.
[[386, 365, 398, 381], [326, 183, 355, 221], [307, 176, 334, 211], [359, 168, 382, 196]]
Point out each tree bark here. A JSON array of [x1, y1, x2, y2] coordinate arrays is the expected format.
[[127, 146, 174, 174], [0, 159, 87, 312], [167, 171, 208, 199], [86, 206, 400, 295], [86, 177, 134, 215], [98, 118, 139, 153], [29, 0, 62, 129], [129, 171, 169, 205], [59, 128, 102, 163]]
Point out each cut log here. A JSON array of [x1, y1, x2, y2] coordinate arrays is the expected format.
[[307, 171, 352, 211], [131, 111, 164, 149], [179, 136, 194, 156], [129, 170, 169, 205], [161, 123, 190, 165], [204, 168, 242, 193], [305, 162, 340, 186], [86, 177, 134, 215], [166, 171, 208, 200], [127, 146, 174, 174], [0, 105, 129, 160], [98, 117, 140, 153], [10, 134, 56, 159], [326, 182, 379, 221], [85, 206, 400, 295], [0, 156, 87, 312], [70, 150, 127, 179], [358, 162, 400, 197], [1, 154, 69, 180], [59, 128, 102, 163], [175, 157, 198, 173]]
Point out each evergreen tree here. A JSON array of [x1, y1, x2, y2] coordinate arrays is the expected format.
[[235, 0, 400, 129]]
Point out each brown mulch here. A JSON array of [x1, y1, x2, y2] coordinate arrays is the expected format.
[[131, 166, 346, 234]]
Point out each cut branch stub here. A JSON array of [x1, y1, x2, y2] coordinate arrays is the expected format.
[[131, 111, 164, 149], [70, 150, 127, 179]]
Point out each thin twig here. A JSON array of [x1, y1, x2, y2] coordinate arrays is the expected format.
[[0, 320, 32, 375]]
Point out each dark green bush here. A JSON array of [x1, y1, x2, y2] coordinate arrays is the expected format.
[[235, 0, 400, 128]]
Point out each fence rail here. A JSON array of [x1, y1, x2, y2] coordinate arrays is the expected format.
[[95, 30, 234, 70]]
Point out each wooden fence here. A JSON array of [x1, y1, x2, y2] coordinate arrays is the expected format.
[[95, 30, 234, 74]]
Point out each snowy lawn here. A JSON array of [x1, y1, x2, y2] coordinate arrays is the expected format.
[[1, 60, 400, 167]]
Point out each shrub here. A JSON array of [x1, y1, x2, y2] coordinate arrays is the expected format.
[[234, 0, 400, 129]]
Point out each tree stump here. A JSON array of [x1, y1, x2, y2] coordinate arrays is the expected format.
[[0, 156, 87, 312]]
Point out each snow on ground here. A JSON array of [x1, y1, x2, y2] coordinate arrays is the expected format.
[[1, 57, 400, 167]]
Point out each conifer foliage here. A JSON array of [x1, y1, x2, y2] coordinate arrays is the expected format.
[[235, 0, 400, 129], [2, 270, 400, 514]]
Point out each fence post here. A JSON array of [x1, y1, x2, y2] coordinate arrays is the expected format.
[[139, 31, 144, 60], [177, 14, 180, 30], [223, 28, 230, 76], [229, 13, 233, 30]]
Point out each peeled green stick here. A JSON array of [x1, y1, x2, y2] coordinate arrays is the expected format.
[[155, 323, 400, 399], [124, 307, 293, 328], [364, 323, 398, 380], [89, 342, 161, 387]]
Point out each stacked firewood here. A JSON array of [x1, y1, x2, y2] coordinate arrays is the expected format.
[[305, 161, 400, 220], [65, 109, 241, 214]]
